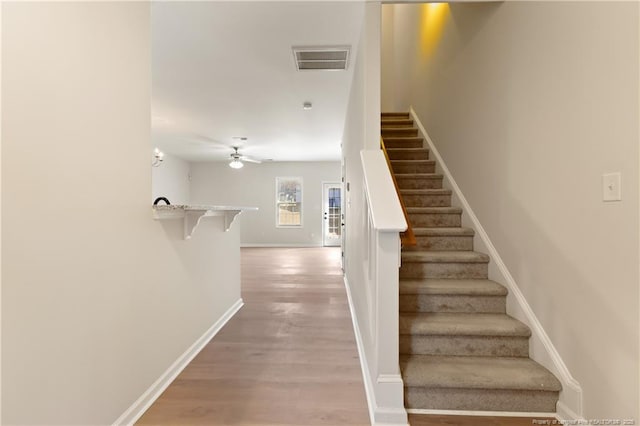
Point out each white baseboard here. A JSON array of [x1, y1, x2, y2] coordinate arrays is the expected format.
[[343, 276, 409, 426], [343, 275, 376, 425], [410, 106, 582, 419], [241, 243, 323, 248], [112, 298, 244, 426], [556, 401, 585, 423], [407, 408, 557, 418]]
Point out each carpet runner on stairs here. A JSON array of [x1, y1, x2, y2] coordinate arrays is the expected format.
[[381, 112, 562, 413]]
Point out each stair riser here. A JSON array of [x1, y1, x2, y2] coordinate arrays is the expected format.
[[408, 212, 461, 228], [405, 235, 473, 251], [387, 150, 429, 160], [400, 335, 529, 357], [399, 294, 506, 313], [382, 129, 418, 137], [402, 194, 451, 208], [382, 113, 410, 119], [400, 262, 488, 279], [396, 177, 443, 190], [384, 138, 423, 149], [392, 163, 436, 174], [404, 387, 559, 412], [381, 119, 413, 127]]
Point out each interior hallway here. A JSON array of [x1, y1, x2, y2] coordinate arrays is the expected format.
[[136, 247, 554, 425], [137, 247, 370, 425]]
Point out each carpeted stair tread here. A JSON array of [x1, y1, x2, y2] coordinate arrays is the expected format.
[[391, 159, 435, 165], [394, 173, 442, 179], [400, 313, 531, 337], [400, 189, 452, 195], [406, 206, 462, 214], [400, 355, 562, 391], [382, 121, 414, 127], [400, 279, 507, 296], [402, 251, 489, 263], [413, 227, 475, 237], [383, 136, 424, 143], [387, 148, 428, 153]]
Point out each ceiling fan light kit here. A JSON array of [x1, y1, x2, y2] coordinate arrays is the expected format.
[[229, 159, 244, 169]]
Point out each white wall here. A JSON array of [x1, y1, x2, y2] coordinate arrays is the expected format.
[[2, 3, 242, 424], [151, 152, 190, 205], [383, 2, 639, 420], [190, 161, 340, 246]]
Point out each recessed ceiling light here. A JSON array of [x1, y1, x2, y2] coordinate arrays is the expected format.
[[303, 102, 312, 110]]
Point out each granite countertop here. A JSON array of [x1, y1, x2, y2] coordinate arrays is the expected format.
[[153, 204, 258, 211]]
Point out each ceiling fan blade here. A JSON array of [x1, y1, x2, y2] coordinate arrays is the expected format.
[[242, 156, 262, 164]]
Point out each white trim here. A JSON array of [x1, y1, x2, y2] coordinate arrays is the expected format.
[[0, 3, 3, 420], [343, 275, 376, 425], [240, 243, 322, 248], [112, 298, 244, 426], [407, 408, 557, 418], [343, 276, 409, 426], [556, 402, 585, 424], [410, 106, 583, 419]]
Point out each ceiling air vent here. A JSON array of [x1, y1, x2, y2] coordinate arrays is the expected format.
[[292, 46, 350, 71]]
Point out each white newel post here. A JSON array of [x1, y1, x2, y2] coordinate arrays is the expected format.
[[373, 230, 406, 422]]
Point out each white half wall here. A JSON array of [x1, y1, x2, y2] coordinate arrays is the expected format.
[[190, 161, 340, 247], [342, 2, 407, 424], [382, 2, 639, 420], [151, 153, 191, 205], [2, 3, 241, 424]]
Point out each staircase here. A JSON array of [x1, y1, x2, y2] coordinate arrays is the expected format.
[[381, 112, 562, 413]]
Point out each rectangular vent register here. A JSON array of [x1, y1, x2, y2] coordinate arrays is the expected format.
[[292, 46, 350, 71]]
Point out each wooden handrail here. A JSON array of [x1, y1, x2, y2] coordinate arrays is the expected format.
[[380, 137, 417, 246]]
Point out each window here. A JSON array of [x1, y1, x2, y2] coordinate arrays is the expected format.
[[276, 177, 302, 227]]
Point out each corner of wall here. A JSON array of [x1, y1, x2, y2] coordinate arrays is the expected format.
[[112, 299, 244, 426]]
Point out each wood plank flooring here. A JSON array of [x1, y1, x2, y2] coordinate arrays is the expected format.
[[137, 247, 370, 425], [137, 247, 555, 426]]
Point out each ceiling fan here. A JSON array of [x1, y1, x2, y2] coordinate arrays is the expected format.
[[229, 146, 261, 169]]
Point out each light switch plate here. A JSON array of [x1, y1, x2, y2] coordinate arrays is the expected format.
[[602, 172, 622, 201]]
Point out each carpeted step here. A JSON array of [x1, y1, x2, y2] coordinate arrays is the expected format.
[[383, 137, 424, 149], [391, 160, 436, 174], [401, 355, 561, 412], [407, 207, 462, 228], [382, 112, 410, 119], [402, 227, 474, 251], [400, 251, 489, 279], [382, 127, 418, 138], [400, 313, 530, 357], [386, 147, 429, 161], [400, 189, 452, 208], [395, 174, 443, 190], [400, 279, 507, 313], [381, 119, 414, 128]]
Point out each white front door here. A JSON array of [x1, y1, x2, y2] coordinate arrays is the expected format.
[[322, 183, 342, 247]]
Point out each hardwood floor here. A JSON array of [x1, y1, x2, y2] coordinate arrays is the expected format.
[[137, 247, 370, 425], [137, 247, 555, 426]]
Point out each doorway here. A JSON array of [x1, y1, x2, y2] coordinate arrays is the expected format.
[[322, 183, 342, 247]]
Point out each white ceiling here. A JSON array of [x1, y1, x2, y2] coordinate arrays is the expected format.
[[151, 2, 365, 163]]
